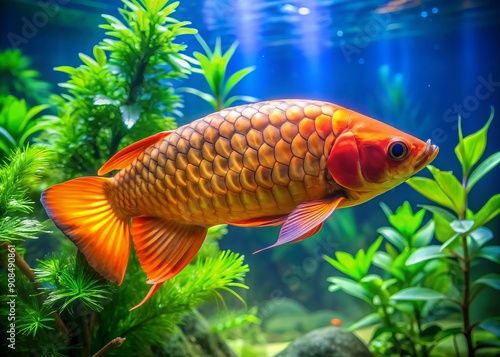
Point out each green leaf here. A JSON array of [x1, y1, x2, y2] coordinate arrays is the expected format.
[[379, 202, 393, 219], [455, 107, 494, 175], [434, 327, 463, 342], [53, 65, 77, 75], [479, 317, 500, 336], [335, 251, 360, 279], [412, 220, 434, 248], [377, 227, 406, 251], [450, 220, 474, 233], [324, 253, 362, 280], [406, 246, 448, 265], [364, 237, 383, 273], [419, 204, 456, 221], [388, 201, 426, 238], [427, 165, 464, 212], [472, 193, 500, 229], [473, 274, 500, 290], [467, 151, 500, 191], [78, 52, 99, 70], [327, 277, 372, 303], [373, 251, 392, 273], [419, 324, 443, 342], [178, 87, 217, 109], [93, 45, 107, 67], [223, 66, 255, 98], [468, 227, 493, 256], [477, 246, 500, 264], [223, 95, 258, 108], [390, 287, 446, 301], [406, 177, 456, 211], [433, 213, 456, 242], [359, 274, 384, 296], [347, 312, 381, 332], [440, 233, 461, 252]]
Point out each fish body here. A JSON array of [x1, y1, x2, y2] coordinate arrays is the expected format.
[[42, 99, 438, 309]]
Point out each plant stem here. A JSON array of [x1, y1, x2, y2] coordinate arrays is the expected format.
[[0, 243, 68, 336], [92, 337, 126, 357], [460, 175, 474, 357], [81, 315, 91, 357], [381, 304, 403, 355]]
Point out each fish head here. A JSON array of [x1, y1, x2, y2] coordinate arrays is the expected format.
[[327, 111, 439, 202]]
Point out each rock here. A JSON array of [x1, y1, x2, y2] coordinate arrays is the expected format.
[[274, 326, 373, 357], [157, 311, 237, 357]]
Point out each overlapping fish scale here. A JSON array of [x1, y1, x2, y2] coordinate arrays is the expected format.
[[114, 101, 341, 225]]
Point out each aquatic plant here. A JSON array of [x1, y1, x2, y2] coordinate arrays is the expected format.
[[181, 35, 258, 111], [0, 146, 48, 240], [0, 148, 249, 356], [45, 0, 197, 179], [0, 49, 51, 105], [324, 109, 499, 356], [0, 96, 55, 157], [0, 1, 255, 355]]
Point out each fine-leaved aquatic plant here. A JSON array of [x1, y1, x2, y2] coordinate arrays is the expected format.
[[45, 0, 197, 179], [324, 109, 499, 357], [0, 49, 51, 105], [181, 34, 258, 111]]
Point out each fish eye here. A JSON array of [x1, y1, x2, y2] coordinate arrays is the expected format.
[[388, 141, 408, 160]]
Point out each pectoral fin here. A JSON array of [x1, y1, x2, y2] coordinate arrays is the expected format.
[[254, 195, 345, 253], [228, 214, 288, 227], [129, 216, 207, 310]]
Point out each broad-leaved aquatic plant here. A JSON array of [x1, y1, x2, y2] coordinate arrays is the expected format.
[[325, 109, 499, 357], [181, 34, 258, 111]]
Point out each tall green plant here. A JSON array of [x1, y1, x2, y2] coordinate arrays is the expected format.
[[324, 109, 499, 356], [182, 35, 257, 111], [46, 0, 197, 179], [406, 109, 500, 356], [324, 203, 453, 356]]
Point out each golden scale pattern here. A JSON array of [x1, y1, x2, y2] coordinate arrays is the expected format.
[[112, 100, 344, 225]]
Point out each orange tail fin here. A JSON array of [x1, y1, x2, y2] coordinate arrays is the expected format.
[[41, 177, 130, 285]]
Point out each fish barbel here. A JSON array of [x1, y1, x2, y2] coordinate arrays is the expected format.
[[41, 99, 438, 309]]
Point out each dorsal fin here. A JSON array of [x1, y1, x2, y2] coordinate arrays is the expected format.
[[98, 131, 172, 175]]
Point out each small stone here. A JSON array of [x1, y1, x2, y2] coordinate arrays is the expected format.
[[274, 326, 373, 357]]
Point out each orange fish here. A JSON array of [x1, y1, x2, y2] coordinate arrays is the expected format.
[[41, 100, 438, 309]]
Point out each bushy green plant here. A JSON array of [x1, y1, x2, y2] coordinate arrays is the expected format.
[[0, 146, 48, 238], [0, 96, 55, 157], [45, 0, 197, 178], [181, 34, 257, 111], [0, 49, 51, 105], [324, 109, 499, 356]]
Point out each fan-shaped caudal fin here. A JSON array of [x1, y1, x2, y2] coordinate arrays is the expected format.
[[254, 194, 346, 254], [40, 177, 130, 285], [98, 131, 172, 175], [129, 216, 207, 310]]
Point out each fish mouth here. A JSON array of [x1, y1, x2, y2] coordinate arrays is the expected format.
[[414, 139, 439, 171]]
